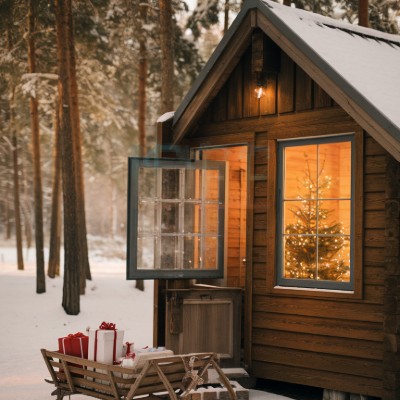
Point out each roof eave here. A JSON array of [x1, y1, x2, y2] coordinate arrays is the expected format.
[[255, 4, 400, 161], [171, 0, 261, 144]]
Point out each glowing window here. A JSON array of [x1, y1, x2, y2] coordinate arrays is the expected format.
[[277, 135, 354, 290]]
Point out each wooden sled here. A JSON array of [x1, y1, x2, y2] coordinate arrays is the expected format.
[[41, 349, 237, 400]]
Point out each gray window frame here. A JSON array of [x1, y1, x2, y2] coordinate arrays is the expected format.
[[127, 157, 226, 280], [276, 134, 355, 291]]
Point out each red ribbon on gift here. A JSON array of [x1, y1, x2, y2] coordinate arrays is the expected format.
[[125, 341, 134, 355], [68, 332, 86, 338], [94, 322, 118, 363], [99, 322, 116, 330]]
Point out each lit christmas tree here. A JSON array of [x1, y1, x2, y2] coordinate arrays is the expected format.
[[284, 160, 350, 281]]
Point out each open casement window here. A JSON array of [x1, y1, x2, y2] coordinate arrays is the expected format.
[[127, 158, 226, 279], [277, 135, 355, 291]]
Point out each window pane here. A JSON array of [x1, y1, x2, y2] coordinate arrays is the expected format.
[[284, 235, 317, 279], [284, 145, 317, 200], [161, 202, 179, 233], [284, 201, 317, 235], [185, 169, 200, 200], [317, 236, 350, 281], [162, 169, 180, 199], [138, 167, 157, 198], [318, 200, 351, 235], [202, 236, 218, 269], [137, 237, 155, 269], [183, 236, 200, 269], [184, 203, 201, 233], [160, 236, 178, 269], [204, 204, 219, 233], [202, 169, 220, 201], [319, 142, 351, 199], [138, 201, 156, 234]]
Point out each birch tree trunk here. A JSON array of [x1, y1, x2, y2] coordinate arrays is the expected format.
[[28, 0, 46, 293], [159, 0, 174, 114], [55, 0, 81, 315]]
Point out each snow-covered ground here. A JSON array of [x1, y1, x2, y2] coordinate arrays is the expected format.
[[0, 239, 293, 400]]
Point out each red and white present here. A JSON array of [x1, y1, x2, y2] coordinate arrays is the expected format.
[[58, 332, 89, 358], [88, 322, 124, 364]]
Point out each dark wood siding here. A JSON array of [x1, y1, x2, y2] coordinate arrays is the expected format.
[[248, 133, 387, 398], [180, 43, 394, 398], [200, 46, 334, 127]]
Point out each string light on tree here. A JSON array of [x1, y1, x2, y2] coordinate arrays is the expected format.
[[284, 159, 350, 281]]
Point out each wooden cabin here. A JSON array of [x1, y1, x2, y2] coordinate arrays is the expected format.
[[127, 1, 400, 399]]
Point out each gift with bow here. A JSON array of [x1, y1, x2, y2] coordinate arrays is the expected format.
[[87, 322, 124, 365], [58, 331, 89, 359]]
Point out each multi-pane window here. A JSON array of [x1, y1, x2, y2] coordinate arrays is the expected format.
[[277, 135, 354, 290], [127, 158, 225, 279]]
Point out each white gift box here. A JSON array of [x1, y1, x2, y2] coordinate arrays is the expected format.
[[88, 328, 124, 364]]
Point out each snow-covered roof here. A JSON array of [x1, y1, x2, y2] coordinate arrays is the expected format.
[[171, 0, 400, 161]]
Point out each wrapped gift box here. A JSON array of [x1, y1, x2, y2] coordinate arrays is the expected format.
[[58, 332, 89, 358], [88, 322, 124, 365]]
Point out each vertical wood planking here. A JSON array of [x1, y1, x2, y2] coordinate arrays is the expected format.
[[212, 84, 227, 123], [314, 83, 333, 108], [260, 74, 277, 116], [295, 65, 313, 111], [383, 155, 400, 400], [227, 60, 243, 120], [243, 48, 259, 118], [277, 51, 294, 113]]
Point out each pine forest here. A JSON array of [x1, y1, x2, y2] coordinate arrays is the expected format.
[[0, 0, 399, 314]]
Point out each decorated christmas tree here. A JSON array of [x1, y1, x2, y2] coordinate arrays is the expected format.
[[284, 160, 350, 281]]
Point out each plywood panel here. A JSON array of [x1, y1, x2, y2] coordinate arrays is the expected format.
[[182, 299, 233, 356]]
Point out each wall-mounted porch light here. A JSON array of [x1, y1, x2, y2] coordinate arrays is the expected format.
[[255, 71, 268, 99], [251, 28, 281, 99]]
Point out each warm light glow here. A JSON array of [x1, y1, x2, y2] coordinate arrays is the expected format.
[[255, 86, 265, 99]]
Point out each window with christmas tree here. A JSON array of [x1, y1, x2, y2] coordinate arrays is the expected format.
[[277, 135, 354, 291]]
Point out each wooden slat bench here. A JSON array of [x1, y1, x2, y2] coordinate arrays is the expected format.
[[41, 349, 237, 400]]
